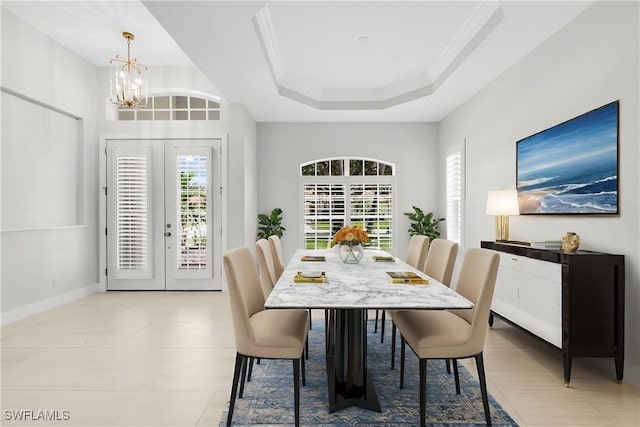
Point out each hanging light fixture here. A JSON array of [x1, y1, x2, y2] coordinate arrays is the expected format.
[[109, 32, 148, 109]]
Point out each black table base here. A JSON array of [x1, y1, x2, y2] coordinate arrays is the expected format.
[[326, 309, 381, 413]]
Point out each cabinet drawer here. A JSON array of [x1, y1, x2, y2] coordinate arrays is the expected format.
[[497, 252, 560, 284]]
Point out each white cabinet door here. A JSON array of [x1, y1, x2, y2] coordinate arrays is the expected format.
[[492, 253, 562, 348]]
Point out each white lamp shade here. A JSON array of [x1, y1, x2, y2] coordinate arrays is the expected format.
[[486, 190, 520, 216]]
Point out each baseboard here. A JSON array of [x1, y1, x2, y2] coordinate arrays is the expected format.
[[1, 284, 101, 326]]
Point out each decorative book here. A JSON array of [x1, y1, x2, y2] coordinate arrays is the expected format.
[[301, 255, 326, 262], [530, 241, 562, 250], [386, 271, 428, 284], [372, 255, 395, 262], [293, 271, 327, 283]]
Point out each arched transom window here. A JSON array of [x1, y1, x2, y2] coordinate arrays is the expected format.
[[301, 158, 395, 250], [117, 94, 221, 121]]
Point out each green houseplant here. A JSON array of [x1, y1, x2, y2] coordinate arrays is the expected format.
[[404, 206, 445, 241], [257, 208, 286, 240]]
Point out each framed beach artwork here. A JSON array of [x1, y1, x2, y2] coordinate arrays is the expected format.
[[516, 101, 619, 215]]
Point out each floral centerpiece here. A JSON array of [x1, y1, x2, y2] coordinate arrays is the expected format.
[[332, 225, 369, 263]]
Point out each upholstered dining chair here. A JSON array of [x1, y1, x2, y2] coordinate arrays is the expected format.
[[375, 235, 430, 341], [406, 234, 431, 272], [256, 239, 277, 299], [267, 234, 315, 330], [393, 248, 500, 427], [223, 247, 309, 427], [389, 238, 459, 368], [268, 235, 285, 278]]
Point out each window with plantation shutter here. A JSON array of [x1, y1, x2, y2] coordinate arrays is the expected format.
[[446, 149, 464, 247], [115, 155, 150, 275], [176, 154, 209, 270], [303, 183, 345, 249], [349, 183, 393, 250], [301, 158, 394, 250]]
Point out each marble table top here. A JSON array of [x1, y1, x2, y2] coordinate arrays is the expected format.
[[265, 249, 473, 310]]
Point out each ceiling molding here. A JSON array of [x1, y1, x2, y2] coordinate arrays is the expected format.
[[253, 1, 503, 110]]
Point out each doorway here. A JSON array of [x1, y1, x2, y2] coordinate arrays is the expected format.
[[105, 138, 223, 290]]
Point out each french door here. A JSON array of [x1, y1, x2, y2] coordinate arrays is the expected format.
[[106, 139, 222, 290]]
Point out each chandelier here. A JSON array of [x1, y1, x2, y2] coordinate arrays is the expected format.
[[109, 32, 148, 109]]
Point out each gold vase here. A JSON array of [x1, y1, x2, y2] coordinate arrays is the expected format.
[[562, 232, 580, 253]]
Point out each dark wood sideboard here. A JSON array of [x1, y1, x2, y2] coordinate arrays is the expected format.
[[481, 241, 624, 386]]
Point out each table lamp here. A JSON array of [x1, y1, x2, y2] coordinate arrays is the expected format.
[[485, 189, 520, 241]]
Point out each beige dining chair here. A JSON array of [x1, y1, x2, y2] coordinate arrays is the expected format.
[[223, 247, 309, 427], [389, 238, 459, 368], [406, 234, 431, 272], [375, 235, 430, 341], [267, 235, 315, 330], [268, 235, 285, 278], [393, 248, 499, 427], [256, 239, 277, 299]]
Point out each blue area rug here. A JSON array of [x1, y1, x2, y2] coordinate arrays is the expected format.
[[220, 320, 518, 426]]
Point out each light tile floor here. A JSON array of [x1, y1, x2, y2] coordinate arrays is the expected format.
[[1, 291, 638, 426]]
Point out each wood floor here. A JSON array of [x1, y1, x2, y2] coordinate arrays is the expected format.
[[1, 291, 638, 426]]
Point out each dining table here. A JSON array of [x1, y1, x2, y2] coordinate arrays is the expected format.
[[264, 247, 474, 413]]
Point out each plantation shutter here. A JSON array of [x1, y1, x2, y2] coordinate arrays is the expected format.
[[303, 183, 346, 249], [301, 158, 395, 251], [115, 154, 152, 278], [446, 150, 463, 246], [349, 183, 393, 249]]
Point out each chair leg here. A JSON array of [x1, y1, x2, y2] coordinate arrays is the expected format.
[[452, 359, 461, 394], [419, 358, 427, 427], [305, 334, 309, 360], [302, 349, 306, 386], [226, 353, 244, 426], [374, 309, 379, 332], [380, 310, 386, 343], [293, 359, 301, 427], [238, 355, 248, 398], [308, 309, 313, 330], [446, 358, 451, 374], [247, 357, 254, 382], [400, 336, 406, 389], [391, 322, 397, 370], [475, 353, 492, 427]]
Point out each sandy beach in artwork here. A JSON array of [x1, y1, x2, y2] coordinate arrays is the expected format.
[[518, 191, 546, 214]]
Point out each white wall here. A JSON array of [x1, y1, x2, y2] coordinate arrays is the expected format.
[[438, 1, 640, 387], [1, 11, 259, 317], [256, 122, 439, 263], [1, 10, 99, 317], [229, 103, 258, 252]]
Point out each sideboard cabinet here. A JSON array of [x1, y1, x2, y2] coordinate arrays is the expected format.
[[480, 241, 624, 385]]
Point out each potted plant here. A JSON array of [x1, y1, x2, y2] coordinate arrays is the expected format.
[[404, 206, 445, 241], [257, 208, 285, 240]]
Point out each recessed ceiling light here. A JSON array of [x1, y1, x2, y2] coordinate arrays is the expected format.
[[358, 35, 370, 44]]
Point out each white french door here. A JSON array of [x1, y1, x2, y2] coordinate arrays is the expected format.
[[106, 139, 222, 290]]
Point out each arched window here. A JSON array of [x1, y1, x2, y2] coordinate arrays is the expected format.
[[301, 158, 395, 250], [117, 94, 221, 121]]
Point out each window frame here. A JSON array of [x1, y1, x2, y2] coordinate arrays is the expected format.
[[115, 93, 221, 121], [445, 146, 465, 249], [300, 157, 396, 251]]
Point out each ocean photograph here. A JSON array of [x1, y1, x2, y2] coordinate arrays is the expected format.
[[517, 101, 618, 214]]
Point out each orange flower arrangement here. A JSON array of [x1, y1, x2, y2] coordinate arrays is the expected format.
[[332, 225, 369, 246]]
